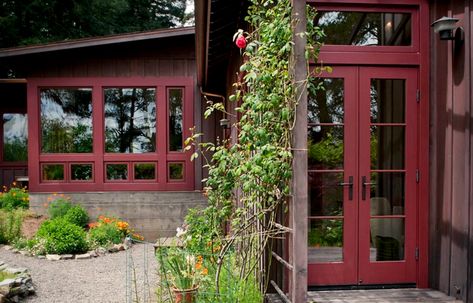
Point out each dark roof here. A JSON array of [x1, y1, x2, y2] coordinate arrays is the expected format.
[[0, 27, 195, 58]]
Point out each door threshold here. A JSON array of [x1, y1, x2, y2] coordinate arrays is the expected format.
[[309, 283, 416, 291]]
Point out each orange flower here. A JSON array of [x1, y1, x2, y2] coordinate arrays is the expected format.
[[212, 245, 221, 253], [88, 222, 99, 229], [197, 255, 203, 263], [201, 268, 208, 275], [43, 203, 48, 208], [196, 262, 202, 270], [47, 196, 53, 201]]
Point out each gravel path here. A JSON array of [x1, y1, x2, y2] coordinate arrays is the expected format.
[[0, 244, 157, 303]]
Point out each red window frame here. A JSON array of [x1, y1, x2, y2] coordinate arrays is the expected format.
[[27, 77, 194, 192], [309, 0, 423, 66]]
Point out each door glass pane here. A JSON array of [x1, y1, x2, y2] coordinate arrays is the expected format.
[[104, 88, 156, 153], [370, 218, 405, 261], [370, 126, 405, 169], [169, 88, 183, 152], [168, 163, 184, 180], [3, 113, 27, 161], [308, 78, 344, 124], [371, 79, 405, 123], [40, 88, 92, 153], [308, 172, 344, 216], [316, 12, 412, 46], [309, 126, 344, 170], [370, 172, 405, 215], [308, 219, 344, 263]]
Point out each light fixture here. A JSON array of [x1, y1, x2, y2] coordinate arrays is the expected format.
[[431, 16, 463, 42]]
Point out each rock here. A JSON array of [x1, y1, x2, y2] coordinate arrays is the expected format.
[[88, 250, 98, 258], [37, 255, 46, 260], [19, 251, 31, 257], [75, 253, 91, 260], [124, 237, 133, 249], [10, 249, 18, 254], [96, 247, 107, 255], [46, 254, 61, 261], [3, 246, 12, 251], [108, 246, 119, 253], [4, 268, 27, 275], [60, 254, 74, 260], [0, 293, 5, 303], [0, 279, 15, 288]]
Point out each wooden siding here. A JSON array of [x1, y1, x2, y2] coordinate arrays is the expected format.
[[1, 35, 195, 78], [430, 1, 473, 302]]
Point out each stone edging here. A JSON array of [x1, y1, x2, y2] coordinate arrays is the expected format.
[[2, 242, 131, 261], [0, 261, 34, 303]]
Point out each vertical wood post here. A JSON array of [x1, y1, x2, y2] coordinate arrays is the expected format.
[[290, 0, 308, 302]]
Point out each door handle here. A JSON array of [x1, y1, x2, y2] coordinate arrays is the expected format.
[[361, 176, 375, 200], [339, 176, 353, 200]]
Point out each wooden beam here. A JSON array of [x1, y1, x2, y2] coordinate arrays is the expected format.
[[0, 79, 27, 83], [290, 0, 308, 302]]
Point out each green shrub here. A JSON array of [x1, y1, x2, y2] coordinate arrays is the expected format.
[[88, 222, 123, 248], [0, 209, 25, 244], [0, 187, 29, 210], [64, 205, 89, 227], [13, 237, 36, 251], [48, 198, 72, 219], [36, 218, 88, 254]]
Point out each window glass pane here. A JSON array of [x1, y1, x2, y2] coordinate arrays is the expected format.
[[316, 12, 411, 46], [308, 219, 344, 263], [71, 164, 93, 181], [106, 164, 128, 180], [308, 78, 344, 124], [40, 88, 93, 153], [42, 164, 64, 181], [3, 113, 27, 161], [134, 163, 156, 180], [370, 218, 405, 261], [104, 88, 156, 153], [371, 79, 405, 123], [169, 163, 184, 180], [169, 89, 183, 151]]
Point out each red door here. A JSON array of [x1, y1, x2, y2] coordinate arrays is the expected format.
[[307, 66, 418, 286]]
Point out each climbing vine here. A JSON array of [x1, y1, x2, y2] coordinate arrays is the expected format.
[[182, 0, 325, 300]]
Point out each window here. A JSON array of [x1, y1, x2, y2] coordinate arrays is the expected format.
[[30, 77, 194, 191], [3, 113, 27, 162], [316, 11, 412, 46]]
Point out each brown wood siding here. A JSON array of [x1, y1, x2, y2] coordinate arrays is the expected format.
[[430, 1, 473, 302], [5, 35, 195, 78]]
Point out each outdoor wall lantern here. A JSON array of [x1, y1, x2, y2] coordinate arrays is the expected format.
[[431, 16, 464, 44]]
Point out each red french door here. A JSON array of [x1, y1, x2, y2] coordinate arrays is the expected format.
[[307, 66, 418, 286]]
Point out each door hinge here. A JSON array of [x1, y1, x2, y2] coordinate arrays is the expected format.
[[415, 247, 419, 260], [416, 89, 420, 103], [416, 169, 420, 183]]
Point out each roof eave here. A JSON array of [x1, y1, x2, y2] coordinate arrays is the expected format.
[[0, 27, 195, 58]]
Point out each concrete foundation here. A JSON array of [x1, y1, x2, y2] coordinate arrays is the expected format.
[[29, 191, 207, 241]]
